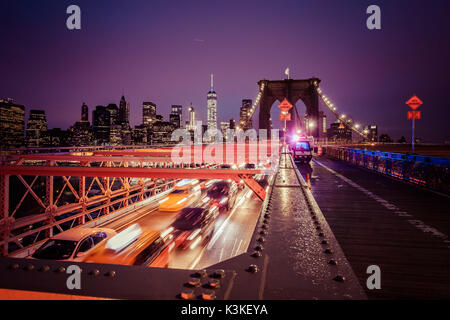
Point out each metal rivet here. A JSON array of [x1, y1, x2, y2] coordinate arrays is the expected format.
[[314, 221, 319, 225], [316, 226, 321, 230], [105, 271, 116, 277], [324, 248, 332, 254], [208, 279, 221, 288], [255, 245, 264, 251], [321, 240, 328, 245], [328, 259, 337, 265], [257, 237, 266, 243], [180, 289, 195, 300], [201, 290, 216, 300], [90, 269, 100, 276], [252, 251, 262, 258], [263, 219, 270, 224], [8, 263, 19, 270], [311, 215, 317, 220], [333, 275, 345, 282], [261, 224, 268, 229], [194, 269, 207, 278], [264, 214, 270, 219], [213, 269, 225, 279], [56, 266, 66, 273], [39, 265, 50, 272], [247, 264, 259, 273], [318, 232, 325, 237], [259, 230, 267, 236], [188, 277, 201, 287], [24, 264, 34, 271]]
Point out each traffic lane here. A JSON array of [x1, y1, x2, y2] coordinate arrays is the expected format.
[[168, 188, 252, 270], [102, 202, 159, 231], [98, 188, 173, 231], [134, 210, 179, 232], [194, 189, 263, 269], [102, 179, 265, 270]]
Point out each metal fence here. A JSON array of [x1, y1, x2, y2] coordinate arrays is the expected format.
[[324, 147, 450, 195]]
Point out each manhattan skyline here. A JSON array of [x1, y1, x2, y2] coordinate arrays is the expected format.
[[1, 0, 450, 142]]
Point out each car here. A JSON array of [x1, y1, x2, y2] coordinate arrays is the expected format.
[[290, 140, 313, 163], [205, 180, 238, 211], [219, 163, 238, 170], [83, 224, 174, 268], [244, 163, 256, 169], [171, 206, 218, 250], [158, 179, 202, 212], [31, 227, 117, 261]]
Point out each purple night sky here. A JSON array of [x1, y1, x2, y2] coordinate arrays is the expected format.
[[1, 0, 449, 142]]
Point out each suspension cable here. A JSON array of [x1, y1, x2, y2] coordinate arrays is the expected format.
[[239, 81, 266, 129], [313, 80, 368, 139]]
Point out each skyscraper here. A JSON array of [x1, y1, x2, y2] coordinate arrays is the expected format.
[[44, 128, 71, 147], [132, 124, 148, 145], [0, 99, 25, 150], [71, 120, 92, 146], [71, 102, 91, 146], [328, 121, 352, 142], [207, 74, 217, 132], [229, 119, 236, 130], [81, 103, 89, 121], [92, 105, 110, 145], [119, 95, 130, 128], [239, 99, 253, 130], [109, 125, 123, 145], [171, 105, 183, 128], [143, 102, 156, 126], [364, 125, 378, 142], [26, 110, 48, 147], [106, 103, 119, 125], [186, 104, 196, 131], [171, 105, 182, 116], [169, 113, 181, 129], [220, 121, 230, 141]]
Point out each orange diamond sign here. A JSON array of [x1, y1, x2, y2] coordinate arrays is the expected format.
[[406, 95, 423, 110], [278, 99, 293, 112]]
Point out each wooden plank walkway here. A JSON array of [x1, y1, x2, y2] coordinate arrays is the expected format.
[[297, 156, 450, 299]]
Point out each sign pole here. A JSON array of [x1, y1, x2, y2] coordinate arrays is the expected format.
[[412, 118, 415, 153], [278, 98, 293, 148], [406, 95, 423, 154]]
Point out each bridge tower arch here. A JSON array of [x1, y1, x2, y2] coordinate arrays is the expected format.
[[258, 78, 321, 138]]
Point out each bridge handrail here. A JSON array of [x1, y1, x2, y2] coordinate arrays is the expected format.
[[324, 146, 450, 195], [330, 146, 450, 166]]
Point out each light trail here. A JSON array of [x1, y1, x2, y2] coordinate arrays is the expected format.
[[207, 189, 251, 250]]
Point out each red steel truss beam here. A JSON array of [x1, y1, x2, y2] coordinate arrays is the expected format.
[[93, 143, 279, 157], [0, 166, 264, 180], [5, 155, 173, 163], [241, 177, 266, 200]]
